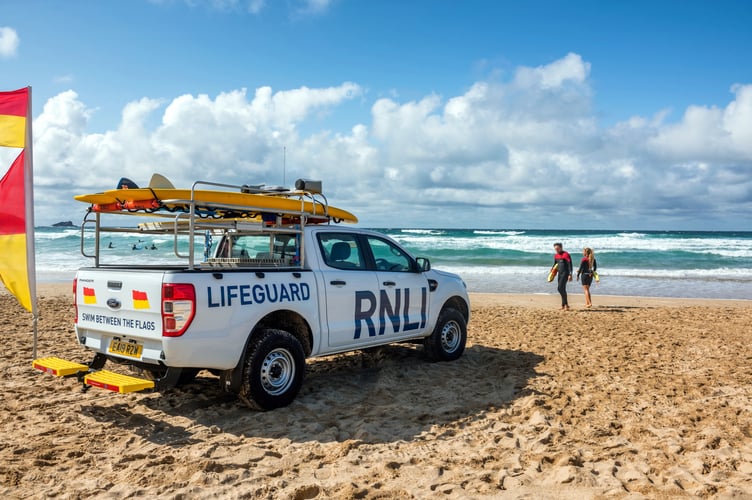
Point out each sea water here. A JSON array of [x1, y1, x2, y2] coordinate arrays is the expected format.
[[34, 227, 752, 300]]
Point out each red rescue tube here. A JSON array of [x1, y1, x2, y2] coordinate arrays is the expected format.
[[123, 199, 161, 211], [92, 202, 124, 212]]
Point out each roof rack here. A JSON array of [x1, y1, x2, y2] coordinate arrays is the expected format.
[[79, 179, 349, 270]]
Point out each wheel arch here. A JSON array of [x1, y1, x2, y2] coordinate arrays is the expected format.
[[441, 295, 470, 324], [253, 309, 313, 357]]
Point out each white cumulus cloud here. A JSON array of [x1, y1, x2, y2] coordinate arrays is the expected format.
[[0, 27, 20, 58], [514, 52, 591, 89], [30, 83, 364, 223], [649, 83, 752, 161], [27, 54, 752, 230]]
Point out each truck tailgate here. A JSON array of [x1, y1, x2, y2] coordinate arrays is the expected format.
[[75, 270, 165, 363]]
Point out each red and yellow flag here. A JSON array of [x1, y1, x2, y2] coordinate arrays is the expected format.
[[82, 287, 97, 305], [0, 89, 27, 148], [132, 290, 150, 309], [0, 87, 36, 313]]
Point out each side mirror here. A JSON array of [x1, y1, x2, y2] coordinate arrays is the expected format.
[[416, 257, 431, 272]]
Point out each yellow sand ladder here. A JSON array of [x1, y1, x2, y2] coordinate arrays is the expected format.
[[84, 370, 155, 393], [33, 356, 155, 393], [33, 357, 88, 377]]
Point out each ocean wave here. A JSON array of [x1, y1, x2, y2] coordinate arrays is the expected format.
[[616, 232, 647, 238], [31, 227, 752, 298], [396, 234, 752, 259], [473, 230, 525, 236], [38, 228, 752, 263], [34, 229, 80, 240], [400, 229, 446, 235], [438, 264, 752, 281]]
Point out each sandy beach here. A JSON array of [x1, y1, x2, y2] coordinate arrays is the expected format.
[[2, 285, 751, 498]]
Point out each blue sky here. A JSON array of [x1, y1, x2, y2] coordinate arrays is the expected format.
[[2, 0, 751, 229]]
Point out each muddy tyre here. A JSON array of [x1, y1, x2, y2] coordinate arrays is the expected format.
[[239, 329, 305, 411], [424, 308, 466, 362]]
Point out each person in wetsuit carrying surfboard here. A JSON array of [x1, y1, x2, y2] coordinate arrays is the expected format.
[[577, 247, 598, 308], [553, 243, 573, 310]]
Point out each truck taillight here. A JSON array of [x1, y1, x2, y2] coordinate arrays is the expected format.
[[73, 278, 78, 324], [162, 283, 196, 337]]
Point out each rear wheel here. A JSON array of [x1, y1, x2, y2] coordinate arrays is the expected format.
[[424, 308, 467, 361], [239, 329, 305, 411]]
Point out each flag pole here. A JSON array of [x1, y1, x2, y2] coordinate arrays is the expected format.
[[24, 86, 38, 359]]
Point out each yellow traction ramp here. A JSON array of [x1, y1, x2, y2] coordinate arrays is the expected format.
[[33, 357, 88, 377], [84, 370, 155, 393], [33, 356, 155, 393]]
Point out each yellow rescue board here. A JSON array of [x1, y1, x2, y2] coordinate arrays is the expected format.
[[74, 193, 113, 205], [74, 188, 358, 223], [547, 265, 558, 282]]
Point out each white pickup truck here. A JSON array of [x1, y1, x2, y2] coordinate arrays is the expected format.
[[34, 179, 470, 410]]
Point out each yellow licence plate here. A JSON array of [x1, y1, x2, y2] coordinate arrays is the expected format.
[[108, 338, 143, 359]]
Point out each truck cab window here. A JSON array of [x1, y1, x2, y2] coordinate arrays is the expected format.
[[366, 236, 413, 272], [318, 233, 365, 270]]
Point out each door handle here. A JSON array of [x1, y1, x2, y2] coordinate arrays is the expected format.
[[330, 280, 346, 286], [382, 281, 396, 286]]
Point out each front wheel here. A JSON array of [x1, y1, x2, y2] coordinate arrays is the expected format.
[[239, 329, 305, 411], [424, 308, 467, 362]]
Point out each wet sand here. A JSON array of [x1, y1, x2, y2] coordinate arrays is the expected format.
[[2, 286, 751, 498]]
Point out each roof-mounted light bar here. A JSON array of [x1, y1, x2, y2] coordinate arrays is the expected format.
[[295, 178, 322, 194]]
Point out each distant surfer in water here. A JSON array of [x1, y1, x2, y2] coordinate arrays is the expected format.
[[577, 247, 597, 308], [553, 243, 573, 310]]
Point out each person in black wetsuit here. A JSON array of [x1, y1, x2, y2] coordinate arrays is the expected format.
[[553, 243, 572, 310], [577, 247, 597, 308]]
